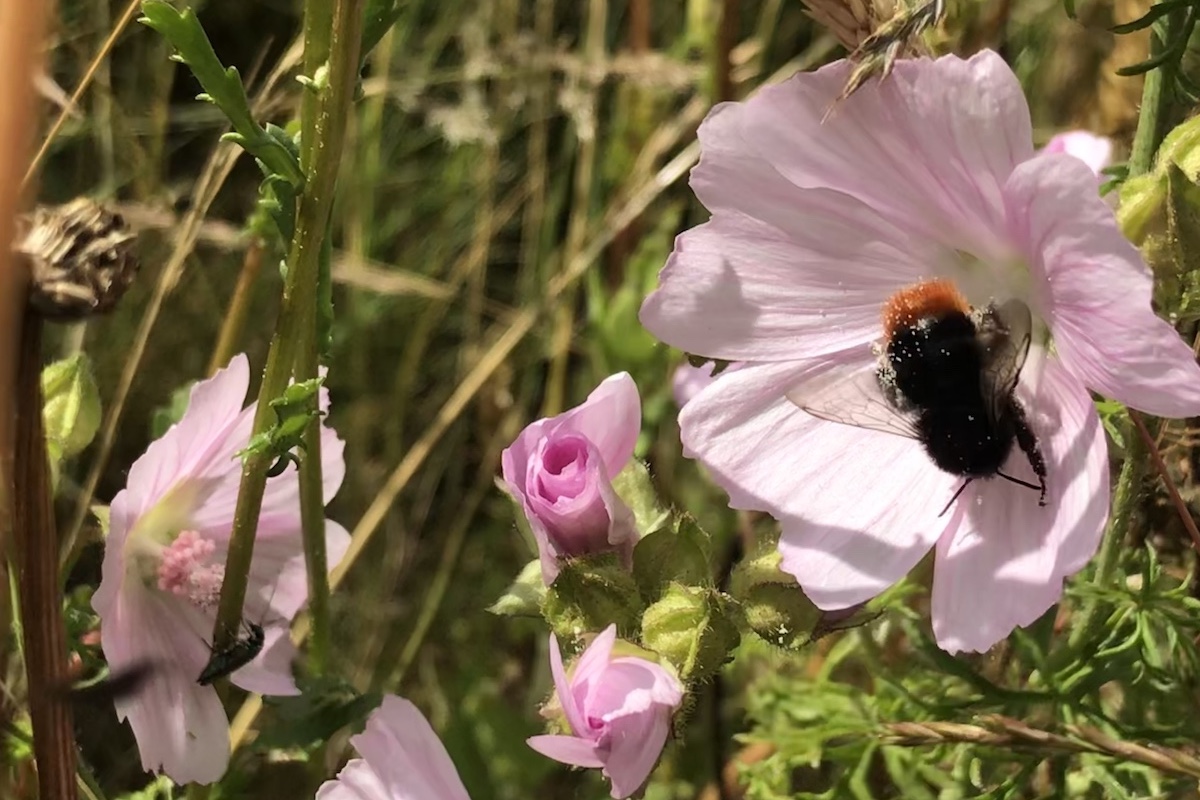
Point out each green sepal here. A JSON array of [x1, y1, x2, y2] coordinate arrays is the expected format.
[[543, 553, 644, 640], [632, 516, 712, 603], [488, 559, 546, 617], [728, 543, 822, 650], [640, 582, 740, 683], [611, 459, 671, 539], [41, 354, 101, 460]]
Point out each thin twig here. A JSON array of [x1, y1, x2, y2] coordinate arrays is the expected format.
[[1131, 409, 1200, 552], [24, 0, 141, 187], [207, 237, 267, 377]]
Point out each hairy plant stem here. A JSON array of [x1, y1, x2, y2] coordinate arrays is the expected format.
[[1067, 16, 1172, 651], [14, 312, 78, 800], [1128, 14, 1178, 177], [212, 0, 365, 657]]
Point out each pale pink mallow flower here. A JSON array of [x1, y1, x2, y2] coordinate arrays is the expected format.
[[528, 625, 684, 799], [639, 51, 1200, 653], [1041, 130, 1113, 176], [501, 373, 641, 584], [672, 361, 744, 407], [316, 695, 470, 800], [92, 354, 350, 784]]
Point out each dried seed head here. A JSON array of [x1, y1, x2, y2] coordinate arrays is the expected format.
[[801, 0, 890, 49], [17, 198, 138, 320]]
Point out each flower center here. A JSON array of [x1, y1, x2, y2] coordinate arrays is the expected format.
[[155, 530, 225, 612], [536, 435, 591, 502]]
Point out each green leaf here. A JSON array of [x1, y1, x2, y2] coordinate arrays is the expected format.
[[1111, 0, 1189, 34], [259, 674, 382, 749], [488, 559, 546, 617], [237, 377, 325, 471], [150, 380, 195, 439], [361, 0, 404, 64], [138, 1, 303, 186]]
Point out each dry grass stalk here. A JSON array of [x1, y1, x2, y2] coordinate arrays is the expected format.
[[880, 715, 1200, 781]]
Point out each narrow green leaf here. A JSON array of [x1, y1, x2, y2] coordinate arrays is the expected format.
[[139, 0, 304, 186]]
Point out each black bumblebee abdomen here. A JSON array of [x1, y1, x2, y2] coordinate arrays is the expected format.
[[886, 312, 1015, 479], [915, 406, 1014, 478]]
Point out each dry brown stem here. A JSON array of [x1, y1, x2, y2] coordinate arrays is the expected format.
[[879, 715, 1200, 781]]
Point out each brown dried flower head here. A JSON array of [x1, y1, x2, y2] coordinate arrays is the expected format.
[[17, 198, 138, 320]]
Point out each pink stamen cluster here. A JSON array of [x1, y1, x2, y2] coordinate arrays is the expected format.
[[156, 530, 225, 611]]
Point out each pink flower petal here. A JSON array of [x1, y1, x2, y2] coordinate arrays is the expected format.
[[555, 373, 641, 476], [571, 625, 618, 692], [597, 473, 638, 560], [548, 633, 589, 736], [601, 710, 670, 799], [226, 623, 299, 696], [1005, 152, 1200, 417], [316, 758, 391, 800], [104, 588, 230, 784], [931, 359, 1109, 652], [526, 735, 605, 769], [351, 696, 470, 800], [739, 52, 1033, 260], [678, 358, 958, 607], [640, 211, 915, 361], [586, 660, 679, 720], [122, 355, 250, 520], [1041, 131, 1113, 175]]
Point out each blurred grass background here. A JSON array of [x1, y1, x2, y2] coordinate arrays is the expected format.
[[35, 0, 1158, 797]]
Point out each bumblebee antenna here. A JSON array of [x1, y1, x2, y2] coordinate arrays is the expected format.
[[996, 470, 1047, 506], [938, 480, 972, 517]]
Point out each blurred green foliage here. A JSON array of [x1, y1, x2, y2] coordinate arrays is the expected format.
[[19, 0, 1200, 798]]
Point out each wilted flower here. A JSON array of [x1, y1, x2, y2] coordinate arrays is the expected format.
[[528, 625, 683, 799], [316, 695, 469, 800], [501, 373, 641, 584], [1041, 130, 1113, 176], [92, 354, 349, 784], [639, 51, 1200, 653]]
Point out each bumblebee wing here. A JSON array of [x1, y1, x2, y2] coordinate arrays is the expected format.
[[784, 358, 920, 440], [978, 299, 1033, 421]]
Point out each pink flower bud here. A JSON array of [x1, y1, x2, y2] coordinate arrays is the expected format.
[[501, 374, 641, 584], [528, 625, 684, 799]]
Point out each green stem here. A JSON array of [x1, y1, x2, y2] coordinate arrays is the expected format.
[[1067, 438, 1145, 651], [1067, 16, 1173, 650], [297, 307, 330, 674], [212, 0, 365, 653], [300, 0, 334, 172], [1128, 14, 1175, 177]]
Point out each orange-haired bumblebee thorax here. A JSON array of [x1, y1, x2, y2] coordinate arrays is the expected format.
[[880, 279, 971, 341]]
